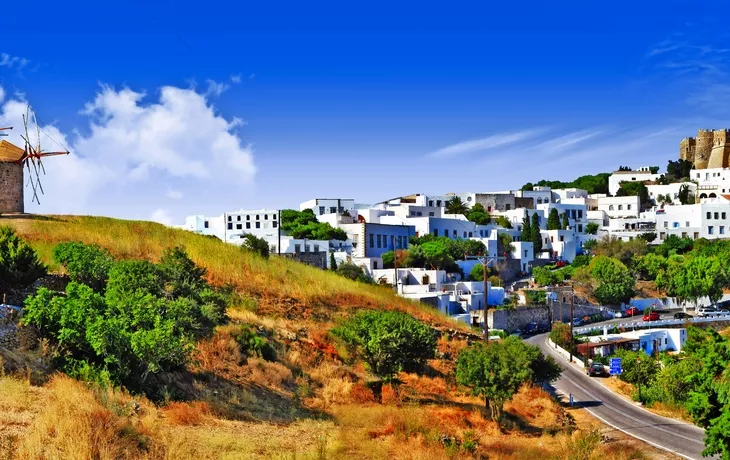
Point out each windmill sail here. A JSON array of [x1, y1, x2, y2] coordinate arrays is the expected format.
[[20, 105, 69, 205]]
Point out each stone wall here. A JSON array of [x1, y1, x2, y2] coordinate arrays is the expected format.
[[489, 304, 610, 333], [708, 129, 730, 169], [0, 162, 23, 214], [280, 251, 328, 269], [694, 129, 714, 169], [474, 193, 516, 212], [515, 197, 534, 209], [680, 137, 696, 163]]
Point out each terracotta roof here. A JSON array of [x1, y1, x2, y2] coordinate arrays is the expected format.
[[0, 140, 24, 163]]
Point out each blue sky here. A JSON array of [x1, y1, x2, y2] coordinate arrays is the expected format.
[[2, 0, 729, 223]]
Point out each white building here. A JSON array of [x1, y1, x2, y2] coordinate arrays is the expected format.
[[608, 168, 662, 196], [178, 209, 282, 249], [596, 195, 640, 219], [647, 182, 696, 206], [300, 198, 356, 216], [656, 198, 730, 241], [338, 222, 415, 260], [587, 328, 686, 357]]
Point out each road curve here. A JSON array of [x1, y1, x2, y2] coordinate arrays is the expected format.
[[526, 333, 709, 460]]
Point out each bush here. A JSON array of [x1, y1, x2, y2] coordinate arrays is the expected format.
[[0, 226, 46, 289], [532, 266, 564, 286], [336, 262, 373, 283], [331, 310, 436, 382], [234, 325, 277, 361], [241, 233, 270, 259], [53, 242, 114, 292]]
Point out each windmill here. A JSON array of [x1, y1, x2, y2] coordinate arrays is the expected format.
[[19, 106, 69, 205]]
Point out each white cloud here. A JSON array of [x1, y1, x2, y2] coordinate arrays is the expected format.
[[205, 79, 229, 97], [428, 129, 543, 159], [151, 209, 173, 226], [0, 53, 29, 70], [230, 74, 242, 84], [166, 189, 183, 200], [0, 83, 256, 216]]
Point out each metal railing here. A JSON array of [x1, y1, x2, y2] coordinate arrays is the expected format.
[[574, 315, 730, 335]]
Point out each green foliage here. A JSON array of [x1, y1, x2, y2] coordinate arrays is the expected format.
[[279, 209, 347, 240], [614, 349, 659, 402], [241, 233, 270, 259], [465, 203, 491, 225], [655, 235, 693, 257], [420, 240, 458, 271], [23, 246, 228, 398], [234, 324, 276, 361], [469, 264, 487, 282], [329, 251, 337, 270], [636, 253, 667, 281], [445, 196, 469, 215], [546, 208, 561, 230], [561, 212, 569, 230], [616, 181, 649, 208], [585, 222, 599, 235], [662, 256, 726, 305], [53, 242, 113, 292], [404, 237, 484, 271], [592, 235, 647, 266], [532, 266, 564, 287], [530, 212, 543, 253], [588, 256, 634, 305], [335, 262, 373, 283], [0, 226, 47, 290], [649, 166, 660, 174], [572, 254, 591, 268], [524, 289, 546, 305], [456, 337, 561, 419], [494, 216, 512, 229], [666, 159, 694, 183], [381, 251, 394, 269], [521, 173, 610, 195], [331, 310, 436, 382], [520, 211, 531, 242], [549, 322, 575, 353], [638, 232, 657, 243], [678, 184, 694, 205], [498, 232, 514, 256], [582, 239, 597, 251]]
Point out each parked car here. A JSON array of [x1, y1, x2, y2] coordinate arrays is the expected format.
[[674, 312, 692, 319], [555, 260, 568, 268], [523, 321, 548, 335], [625, 306, 640, 317], [586, 362, 607, 377], [697, 307, 717, 317], [572, 317, 583, 327], [643, 311, 660, 321]]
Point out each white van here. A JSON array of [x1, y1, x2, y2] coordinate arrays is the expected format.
[[697, 307, 730, 317]]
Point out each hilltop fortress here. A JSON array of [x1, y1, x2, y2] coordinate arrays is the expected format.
[[680, 129, 730, 169]]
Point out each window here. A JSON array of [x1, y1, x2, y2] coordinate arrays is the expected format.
[[708, 226, 714, 235], [715, 212, 720, 219], [468, 232, 473, 237], [227, 223, 232, 230], [417, 211, 423, 216], [487, 206, 492, 212], [627, 204, 631, 210], [665, 338, 668, 345], [660, 232, 666, 239], [618, 205, 623, 210], [273, 221, 277, 228], [237, 224, 243, 230], [204, 221, 209, 228], [246, 223, 250, 229], [724, 212, 727, 219], [673, 222, 679, 228], [559, 235, 564, 242], [369, 234, 374, 247], [578, 210, 583, 218], [228, 216, 232, 222], [304, 244, 309, 253], [428, 200, 433, 207], [255, 222, 260, 229], [256, 215, 260, 220], [319, 206, 325, 214], [330, 207, 337, 213], [437, 200, 442, 207], [682, 232, 687, 238], [295, 244, 301, 253], [453, 230, 457, 237], [721, 226, 725, 235], [428, 212, 434, 217], [694, 232, 700, 239], [578, 224, 583, 232], [273, 214, 277, 220], [663, 222, 668, 228], [550, 236, 554, 243], [313, 245, 319, 252], [524, 249, 528, 257], [463, 231, 467, 238], [246, 215, 250, 220], [264, 214, 268, 220], [377, 235, 381, 248], [609, 205, 614, 211], [467, 196, 472, 202], [373, 261, 378, 269], [686, 221, 689, 227], [433, 229, 439, 236], [237, 215, 241, 221], [505, 204, 511, 210], [707, 212, 712, 219]]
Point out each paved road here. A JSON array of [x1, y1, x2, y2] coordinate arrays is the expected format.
[[526, 333, 709, 459]]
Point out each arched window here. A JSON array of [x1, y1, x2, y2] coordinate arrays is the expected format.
[[536, 197, 542, 204], [609, 205, 614, 211], [709, 193, 717, 198], [700, 193, 708, 199]]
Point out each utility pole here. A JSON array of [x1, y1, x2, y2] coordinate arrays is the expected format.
[[483, 261, 488, 343], [569, 288, 575, 363], [277, 209, 281, 256], [392, 235, 398, 293]]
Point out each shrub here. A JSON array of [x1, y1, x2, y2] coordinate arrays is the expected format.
[[233, 324, 276, 361], [336, 263, 373, 283], [0, 226, 46, 289], [241, 233, 270, 259], [331, 310, 436, 382], [53, 242, 114, 292], [532, 266, 564, 287]]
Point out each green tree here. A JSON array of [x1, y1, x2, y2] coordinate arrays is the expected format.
[[671, 256, 726, 305], [585, 222, 599, 235], [614, 350, 659, 402], [637, 232, 657, 243], [589, 256, 634, 305], [470, 264, 486, 281], [678, 184, 694, 205], [465, 203, 491, 225], [532, 266, 564, 287], [53, 242, 113, 292], [549, 322, 575, 353], [456, 337, 561, 419], [649, 166, 660, 174], [561, 212, 569, 230], [241, 233, 270, 259], [520, 210, 531, 242], [547, 208, 561, 230], [329, 252, 337, 271], [494, 216, 512, 229], [582, 239, 598, 251], [636, 253, 667, 281], [331, 310, 436, 383], [336, 262, 371, 282], [531, 212, 543, 254], [420, 240, 457, 270], [280, 209, 347, 240], [667, 159, 693, 182], [445, 196, 469, 215], [498, 232, 514, 257], [0, 227, 46, 290]]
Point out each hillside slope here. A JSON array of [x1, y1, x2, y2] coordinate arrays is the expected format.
[[0, 215, 672, 459]]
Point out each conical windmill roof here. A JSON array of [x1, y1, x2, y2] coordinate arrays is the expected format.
[[0, 140, 24, 163]]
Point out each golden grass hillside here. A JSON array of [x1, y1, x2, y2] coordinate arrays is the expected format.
[[0, 215, 677, 459]]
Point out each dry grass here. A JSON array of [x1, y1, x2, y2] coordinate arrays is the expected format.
[[163, 401, 213, 426]]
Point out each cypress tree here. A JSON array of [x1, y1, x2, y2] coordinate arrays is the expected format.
[[520, 210, 531, 242], [561, 212, 570, 230], [547, 208, 561, 230], [329, 252, 337, 270], [531, 212, 543, 254]]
